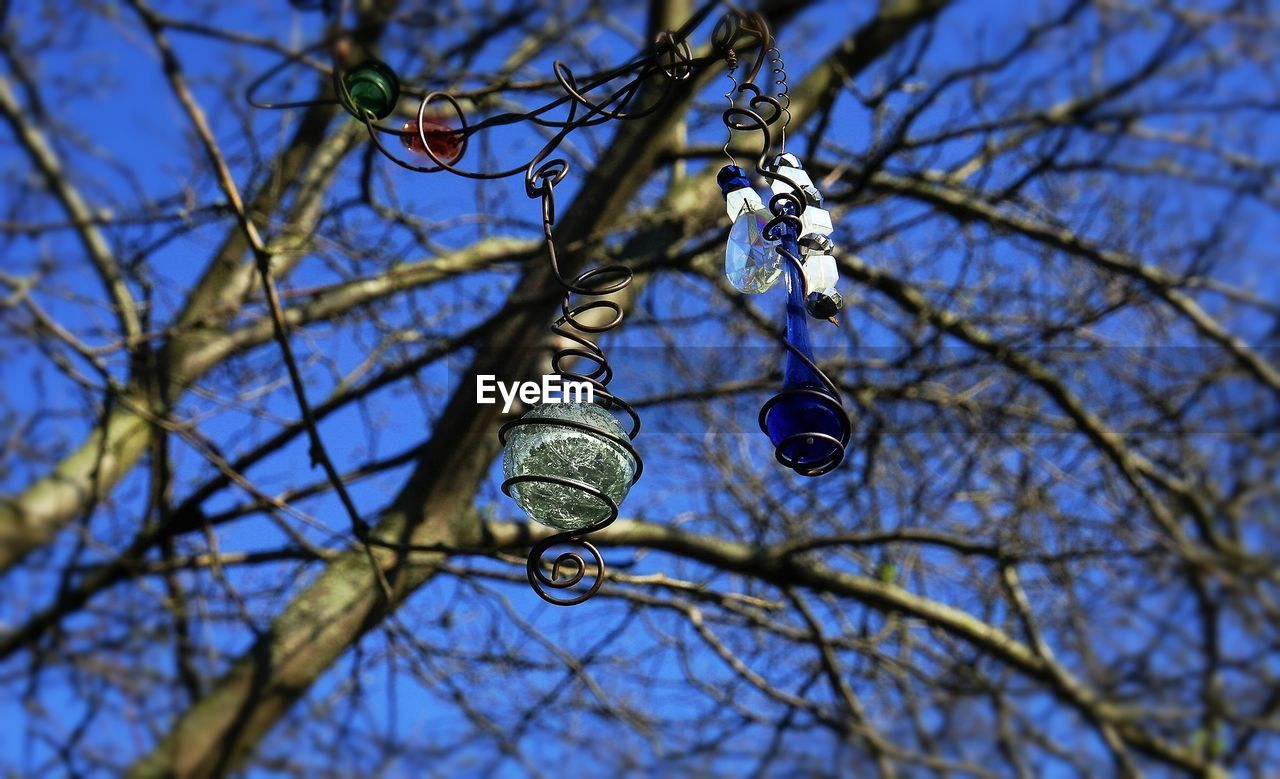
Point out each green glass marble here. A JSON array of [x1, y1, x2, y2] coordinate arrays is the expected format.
[[343, 61, 399, 120], [503, 402, 636, 530]]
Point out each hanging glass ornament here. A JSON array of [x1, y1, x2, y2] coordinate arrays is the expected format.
[[715, 153, 848, 471], [342, 60, 399, 120], [400, 117, 462, 161], [719, 165, 781, 293], [760, 211, 850, 474], [502, 402, 638, 530]]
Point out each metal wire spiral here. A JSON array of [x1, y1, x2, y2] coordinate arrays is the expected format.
[[721, 16, 851, 477], [767, 45, 792, 151], [494, 154, 648, 606], [247, 0, 758, 604]]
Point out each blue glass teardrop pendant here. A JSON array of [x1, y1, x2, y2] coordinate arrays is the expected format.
[[760, 218, 849, 474]]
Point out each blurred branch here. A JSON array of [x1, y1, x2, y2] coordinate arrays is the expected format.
[[0, 75, 142, 345]]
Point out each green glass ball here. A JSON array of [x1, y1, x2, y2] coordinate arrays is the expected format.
[[343, 61, 399, 120], [502, 402, 637, 531]]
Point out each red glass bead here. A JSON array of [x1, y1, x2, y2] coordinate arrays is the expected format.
[[400, 117, 461, 162]]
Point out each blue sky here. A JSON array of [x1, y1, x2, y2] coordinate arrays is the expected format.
[[1, 0, 1277, 775]]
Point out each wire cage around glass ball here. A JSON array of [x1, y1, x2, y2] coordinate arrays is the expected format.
[[498, 401, 642, 606], [499, 402, 642, 532]]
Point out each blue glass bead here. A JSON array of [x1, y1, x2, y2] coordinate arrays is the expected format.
[[717, 164, 751, 194]]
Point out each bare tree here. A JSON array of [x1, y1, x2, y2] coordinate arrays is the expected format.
[[1, 0, 1277, 776]]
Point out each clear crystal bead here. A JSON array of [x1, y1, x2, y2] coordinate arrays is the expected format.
[[502, 402, 636, 530], [725, 208, 782, 294]]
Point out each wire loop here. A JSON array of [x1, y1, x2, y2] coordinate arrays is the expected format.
[[716, 24, 851, 476]]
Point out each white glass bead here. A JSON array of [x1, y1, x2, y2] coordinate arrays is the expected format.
[[801, 206, 833, 236], [769, 166, 814, 195], [803, 253, 838, 292]]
